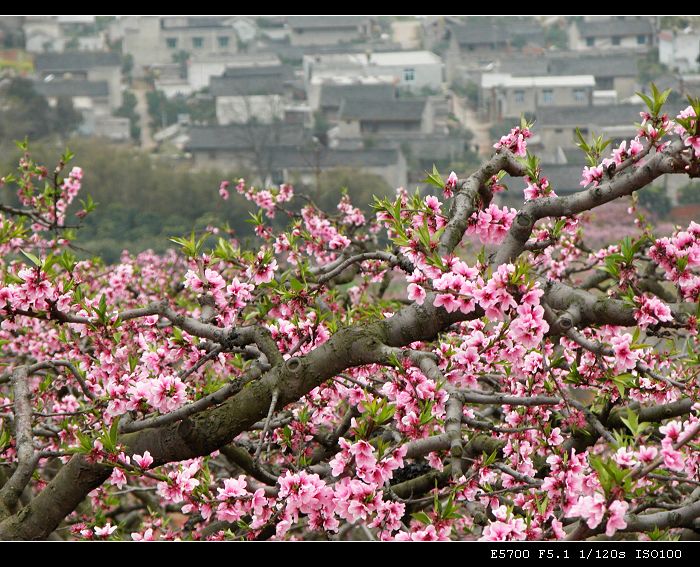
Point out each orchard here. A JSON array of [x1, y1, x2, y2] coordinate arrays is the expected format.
[[0, 87, 699, 541]]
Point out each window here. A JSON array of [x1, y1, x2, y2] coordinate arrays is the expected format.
[[514, 90, 525, 104], [637, 34, 647, 45], [166, 37, 178, 49], [403, 68, 415, 82], [542, 89, 554, 104], [573, 88, 586, 102], [586, 37, 595, 47], [192, 37, 204, 49], [612, 36, 621, 46], [218, 36, 229, 48]]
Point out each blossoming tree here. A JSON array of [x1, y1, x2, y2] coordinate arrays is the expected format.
[[0, 89, 699, 541]]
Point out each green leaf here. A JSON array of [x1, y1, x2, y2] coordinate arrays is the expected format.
[[422, 164, 445, 188], [20, 249, 41, 268], [411, 511, 432, 525]]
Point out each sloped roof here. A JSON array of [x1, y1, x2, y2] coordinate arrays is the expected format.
[[537, 104, 644, 126], [34, 79, 109, 97], [287, 16, 368, 30], [222, 64, 289, 79], [34, 51, 121, 72], [186, 124, 305, 151], [210, 76, 285, 96], [269, 147, 400, 168], [338, 98, 426, 122], [577, 18, 654, 38], [548, 54, 640, 78], [320, 82, 396, 109], [451, 20, 544, 47]]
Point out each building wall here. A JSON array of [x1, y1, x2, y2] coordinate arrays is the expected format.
[[539, 126, 580, 150], [370, 61, 442, 92], [24, 20, 61, 53], [612, 76, 638, 99], [337, 118, 362, 138], [159, 27, 237, 58], [573, 34, 651, 51], [483, 84, 592, 121], [660, 32, 700, 72], [188, 60, 228, 90], [123, 17, 166, 76], [540, 123, 638, 151], [86, 66, 122, 110], [191, 149, 256, 171], [93, 116, 131, 141], [360, 120, 423, 135], [216, 94, 285, 124], [290, 27, 362, 47]]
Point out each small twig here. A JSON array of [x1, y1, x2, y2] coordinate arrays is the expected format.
[[255, 388, 280, 462], [120, 363, 268, 433]]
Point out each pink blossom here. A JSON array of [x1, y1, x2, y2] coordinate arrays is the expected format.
[[580, 165, 604, 187], [133, 451, 153, 469], [217, 475, 248, 500], [567, 492, 606, 529], [661, 447, 685, 471], [219, 180, 230, 200], [407, 283, 426, 305], [635, 445, 658, 463], [444, 171, 458, 198], [94, 523, 117, 537], [609, 333, 638, 373], [109, 468, 127, 489], [605, 500, 628, 536], [131, 528, 155, 541]]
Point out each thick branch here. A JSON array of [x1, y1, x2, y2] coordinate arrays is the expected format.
[[0, 367, 36, 516], [439, 151, 526, 255], [494, 139, 688, 265]]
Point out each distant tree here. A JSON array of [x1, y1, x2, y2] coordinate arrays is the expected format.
[[638, 49, 668, 84], [172, 49, 190, 79], [678, 181, 700, 205], [636, 184, 672, 218], [0, 77, 80, 141], [545, 24, 568, 49], [51, 96, 82, 135], [114, 90, 141, 141]]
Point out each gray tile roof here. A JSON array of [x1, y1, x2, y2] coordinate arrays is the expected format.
[[186, 124, 306, 151], [498, 57, 550, 76], [33, 79, 109, 98], [548, 54, 640, 78], [287, 16, 368, 30], [211, 64, 290, 96], [338, 98, 426, 122], [269, 147, 400, 168], [222, 64, 289, 79], [34, 51, 121, 72], [536, 104, 645, 126], [210, 76, 285, 97], [451, 20, 544, 47], [577, 18, 654, 38], [320, 83, 396, 109]]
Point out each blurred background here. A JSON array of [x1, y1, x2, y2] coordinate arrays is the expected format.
[[0, 16, 698, 261]]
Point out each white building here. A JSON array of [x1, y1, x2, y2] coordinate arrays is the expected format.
[[480, 74, 596, 121], [569, 17, 656, 51], [303, 50, 443, 94], [659, 28, 700, 73]]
